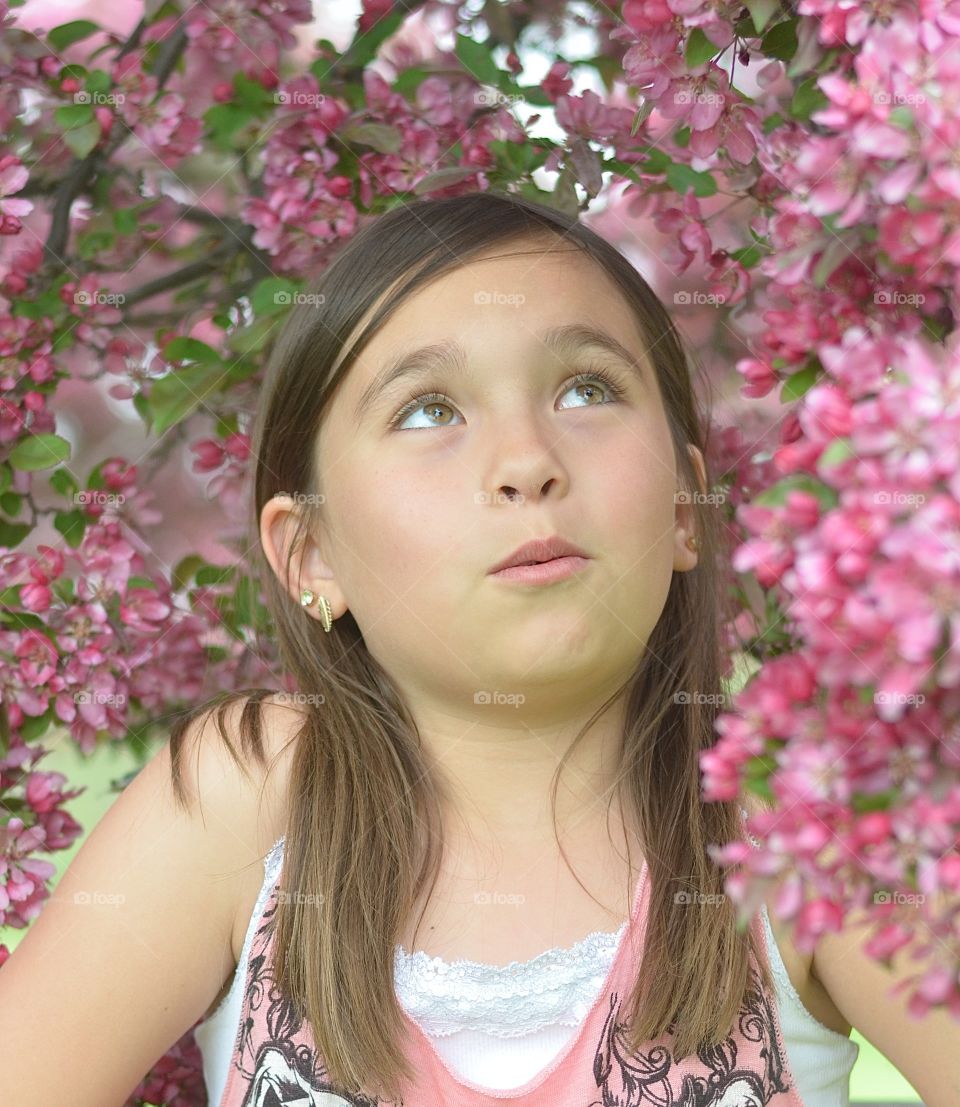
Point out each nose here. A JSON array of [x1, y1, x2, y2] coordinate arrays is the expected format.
[[480, 415, 569, 504]]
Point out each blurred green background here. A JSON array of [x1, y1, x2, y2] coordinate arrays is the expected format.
[[3, 729, 924, 1104]]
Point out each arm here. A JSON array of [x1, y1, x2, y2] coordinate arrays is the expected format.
[[0, 696, 292, 1107], [811, 898, 960, 1107], [740, 791, 960, 1103]]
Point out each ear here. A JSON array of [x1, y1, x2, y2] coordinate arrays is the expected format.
[[674, 443, 707, 573], [259, 493, 348, 623]]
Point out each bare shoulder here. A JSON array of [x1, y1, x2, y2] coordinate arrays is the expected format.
[[177, 690, 305, 848], [0, 691, 306, 1107], [811, 891, 960, 1105]]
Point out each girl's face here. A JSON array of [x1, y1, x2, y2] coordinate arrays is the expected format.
[[291, 242, 701, 721]]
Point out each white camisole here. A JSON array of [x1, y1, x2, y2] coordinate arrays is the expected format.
[[194, 835, 860, 1105]]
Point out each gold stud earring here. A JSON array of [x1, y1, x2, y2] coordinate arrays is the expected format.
[[299, 588, 334, 633], [686, 534, 698, 551]]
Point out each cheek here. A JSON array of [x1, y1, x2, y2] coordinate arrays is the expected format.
[[585, 423, 679, 537], [329, 459, 468, 597]]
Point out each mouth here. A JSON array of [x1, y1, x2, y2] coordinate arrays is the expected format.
[[488, 535, 591, 576], [489, 554, 592, 586]]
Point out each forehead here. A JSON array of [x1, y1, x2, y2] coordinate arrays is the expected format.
[[342, 244, 646, 388]]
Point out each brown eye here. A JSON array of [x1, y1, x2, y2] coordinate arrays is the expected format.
[[390, 392, 460, 430]]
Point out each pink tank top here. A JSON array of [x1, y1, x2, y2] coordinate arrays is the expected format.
[[215, 853, 805, 1106]]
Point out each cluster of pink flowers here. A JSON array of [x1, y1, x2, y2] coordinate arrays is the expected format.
[[0, 154, 32, 235], [540, 0, 960, 1017], [240, 60, 535, 273]]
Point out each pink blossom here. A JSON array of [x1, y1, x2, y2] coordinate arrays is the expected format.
[[621, 0, 674, 32], [737, 357, 778, 399], [0, 154, 32, 233], [542, 61, 574, 101]]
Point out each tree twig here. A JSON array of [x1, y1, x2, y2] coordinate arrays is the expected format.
[[42, 19, 188, 268], [121, 239, 239, 308]]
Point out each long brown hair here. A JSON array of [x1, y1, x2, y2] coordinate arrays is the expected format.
[[167, 189, 772, 1101]]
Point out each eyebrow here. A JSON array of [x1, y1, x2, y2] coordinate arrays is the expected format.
[[352, 322, 651, 420]]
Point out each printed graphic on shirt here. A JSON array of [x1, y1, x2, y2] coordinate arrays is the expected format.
[[590, 969, 793, 1106], [233, 894, 386, 1107], [230, 886, 796, 1107]]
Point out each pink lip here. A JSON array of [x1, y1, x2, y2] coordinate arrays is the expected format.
[[489, 535, 591, 575], [490, 555, 591, 585]]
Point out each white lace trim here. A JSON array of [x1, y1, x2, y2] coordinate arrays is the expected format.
[[265, 834, 627, 1039], [393, 923, 627, 1038]]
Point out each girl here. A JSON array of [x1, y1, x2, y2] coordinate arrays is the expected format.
[[2, 190, 953, 1107]]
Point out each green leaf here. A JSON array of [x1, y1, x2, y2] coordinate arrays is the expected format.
[[0, 608, 46, 632], [454, 32, 500, 87], [630, 99, 655, 136], [235, 574, 256, 627], [779, 361, 821, 402], [746, 0, 779, 33], [52, 576, 75, 603], [637, 147, 671, 174], [54, 102, 95, 129], [337, 122, 403, 154], [887, 105, 914, 130], [673, 126, 691, 148], [818, 437, 855, 468], [548, 167, 580, 218], [204, 103, 256, 150], [744, 753, 777, 780], [249, 277, 300, 317], [509, 82, 553, 108], [232, 71, 275, 114], [762, 18, 799, 62], [753, 473, 837, 510], [334, 9, 405, 71], [9, 433, 71, 471], [172, 555, 207, 591], [600, 156, 643, 185], [851, 789, 899, 814], [149, 362, 226, 435], [789, 76, 828, 121], [53, 509, 86, 547], [20, 709, 55, 743], [163, 337, 223, 365], [113, 208, 138, 235], [0, 464, 11, 496], [49, 467, 79, 498], [685, 27, 719, 69], [48, 19, 101, 51], [811, 236, 850, 288], [413, 166, 482, 195], [85, 68, 112, 94], [392, 66, 432, 98], [196, 564, 236, 586], [665, 162, 718, 197], [76, 228, 114, 259], [0, 492, 21, 514], [0, 521, 31, 548], [730, 243, 763, 269], [226, 315, 280, 355], [744, 776, 775, 803], [62, 119, 101, 158]]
